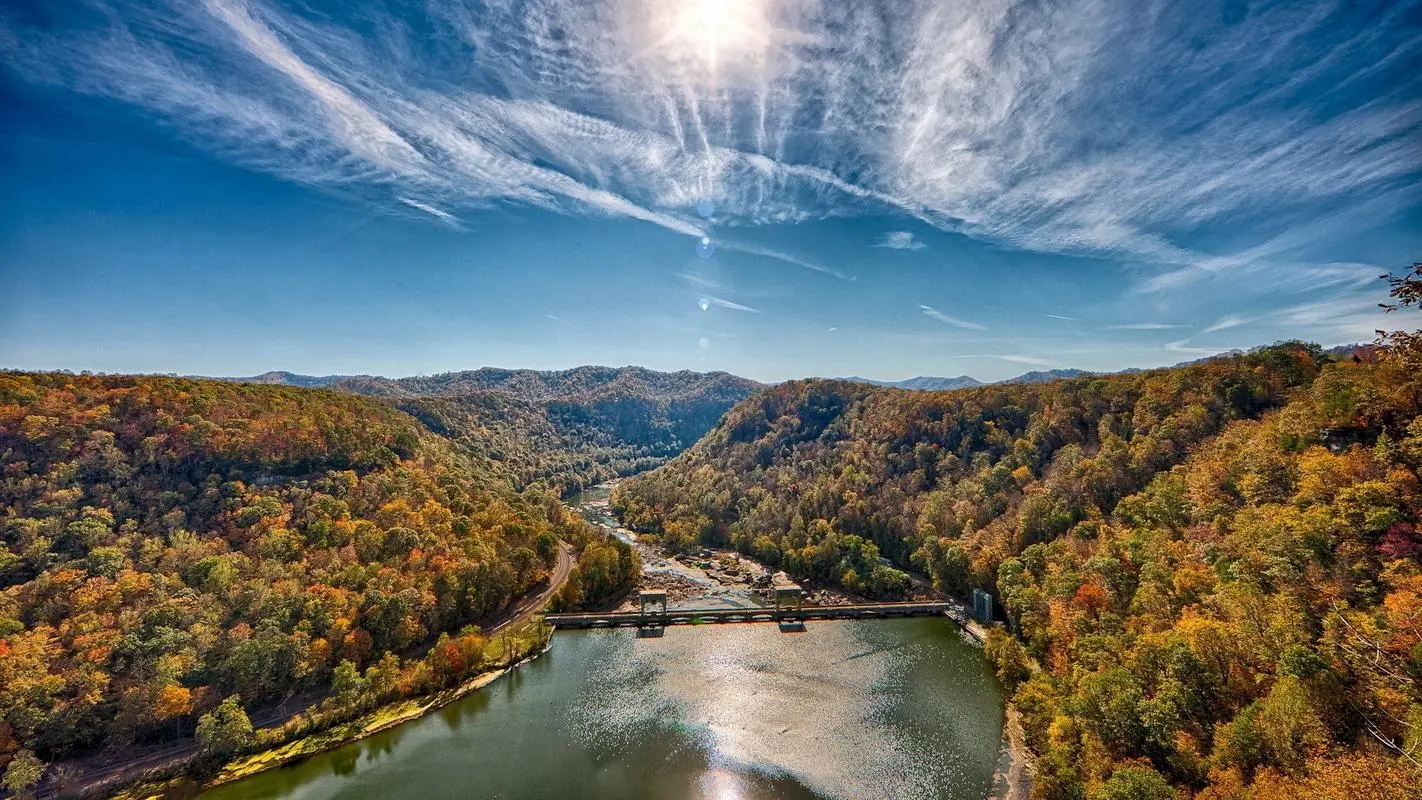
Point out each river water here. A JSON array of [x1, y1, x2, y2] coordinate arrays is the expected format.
[[200, 483, 1007, 799], [199, 619, 1005, 800]]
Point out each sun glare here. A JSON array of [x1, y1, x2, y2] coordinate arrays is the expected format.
[[658, 0, 770, 72]]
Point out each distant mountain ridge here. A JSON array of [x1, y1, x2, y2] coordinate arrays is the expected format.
[[227, 370, 368, 388], [221, 366, 763, 494], [235, 343, 1366, 397], [231, 366, 1161, 397], [839, 368, 1090, 389], [838, 375, 984, 391], [226, 365, 760, 400], [998, 368, 1092, 384]]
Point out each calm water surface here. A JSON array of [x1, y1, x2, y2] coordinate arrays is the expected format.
[[199, 619, 1005, 800]]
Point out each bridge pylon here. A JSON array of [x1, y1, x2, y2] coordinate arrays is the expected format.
[[774, 587, 805, 617], [639, 590, 668, 616]]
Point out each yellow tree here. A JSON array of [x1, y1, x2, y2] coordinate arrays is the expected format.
[[153, 685, 193, 736]]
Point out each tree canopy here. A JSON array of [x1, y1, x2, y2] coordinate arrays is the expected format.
[[0, 373, 636, 775]]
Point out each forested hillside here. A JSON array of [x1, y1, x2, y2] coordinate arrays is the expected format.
[[328, 365, 757, 402], [615, 268, 1422, 798], [0, 374, 637, 777], [617, 345, 1325, 598], [234, 366, 762, 496]]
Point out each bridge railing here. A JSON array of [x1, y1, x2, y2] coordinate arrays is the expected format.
[[543, 601, 962, 627]]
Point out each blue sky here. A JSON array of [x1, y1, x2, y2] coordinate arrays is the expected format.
[[1, 0, 1419, 383]]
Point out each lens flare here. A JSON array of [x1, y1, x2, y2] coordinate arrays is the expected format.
[[696, 236, 715, 258]]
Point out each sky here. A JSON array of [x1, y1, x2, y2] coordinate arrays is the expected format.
[[1, 0, 1419, 384]]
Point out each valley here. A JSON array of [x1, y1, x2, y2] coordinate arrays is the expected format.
[[4, 331, 1422, 800], [228, 366, 763, 496]]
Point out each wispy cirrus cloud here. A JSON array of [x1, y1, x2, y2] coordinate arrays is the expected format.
[[701, 295, 762, 314], [716, 239, 851, 280], [1268, 295, 1387, 340], [875, 231, 925, 250], [920, 304, 985, 330], [678, 271, 725, 291], [398, 197, 459, 227], [1164, 340, 1220, 356], [994, 354, 1056, 366], [1, 0, 1416, 280], [1202, 315, 1256, 334], [1105, 322, 1186, 330]]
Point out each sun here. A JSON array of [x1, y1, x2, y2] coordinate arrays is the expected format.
[[655, 0, 771, 73]]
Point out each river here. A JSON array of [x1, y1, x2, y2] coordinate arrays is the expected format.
[[199, 619, 1004, 800], [197, 483, 1008, 800]]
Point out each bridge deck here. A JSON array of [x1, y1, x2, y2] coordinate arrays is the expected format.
[[545, 601, 969, 630]]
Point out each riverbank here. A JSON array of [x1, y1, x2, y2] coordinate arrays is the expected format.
[[992, 704, 1036, 800], [25, 545, 575, 800], [112, 625, 552, 800]]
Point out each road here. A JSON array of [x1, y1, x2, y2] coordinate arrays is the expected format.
[[487, 542, 574, 637], [35, 543, 576, 800]]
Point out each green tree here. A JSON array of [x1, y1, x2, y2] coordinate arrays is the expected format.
[[331, 659, 368, 706], [1078, 667, 1146, 755], [985, 628, 1031, 691], [1092, 765, 1176, 800], [2, 750, 45, 799], [1254, 676, 1328, 773], [195, 696, 253, 759]]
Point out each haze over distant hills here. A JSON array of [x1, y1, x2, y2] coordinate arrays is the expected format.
[[233, 370, 372, 388], [232, 355, 1306, 399], [233, 365, 1094, 395], [833, 345, 1366, 390], [838, 375, 983, 391], [838, 368, 1091, 390]]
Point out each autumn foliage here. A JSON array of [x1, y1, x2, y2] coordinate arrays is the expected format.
[[616, 320, 1422, 795], [0, 373, 634, 772]]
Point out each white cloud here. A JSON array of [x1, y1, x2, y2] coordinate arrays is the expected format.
[[1202, 315, 1255, 334], [1105, 322, 1186, 330], [994, 354, 1055, 366], [703, 295, 761, 314], [1271, 296, 1386, 340], [717, 239, 851, 280], [678, 271, 726, 291], [920, 304, 986, 330], [1164, 340, 1219, 355], [204, 0, 424, 176], [2, 0, 1415, 277], [875, 231, 926, 250], [398, 197, 459, 226], [1045, 314, 1077, 321]]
